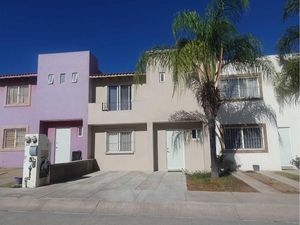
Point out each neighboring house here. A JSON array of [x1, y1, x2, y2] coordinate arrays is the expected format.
[[217, 55, 300, 170], [0, 51, 299, 171], [0, 51, 99, 167]]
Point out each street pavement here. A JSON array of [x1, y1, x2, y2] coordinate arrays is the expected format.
[[0, 171, 298, 225]]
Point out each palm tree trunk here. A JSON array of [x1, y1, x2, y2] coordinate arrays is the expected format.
[[209, 118, 219, 178]]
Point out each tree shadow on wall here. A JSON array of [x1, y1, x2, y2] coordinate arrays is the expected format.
[[169, 100, 278, 173]]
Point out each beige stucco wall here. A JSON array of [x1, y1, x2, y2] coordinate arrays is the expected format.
[[93, 124, 153, 171]]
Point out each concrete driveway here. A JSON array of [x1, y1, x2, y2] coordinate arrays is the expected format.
[[0, 171, 186, 203], [0, 171, 298, 224]]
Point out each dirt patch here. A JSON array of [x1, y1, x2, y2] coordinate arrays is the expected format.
[[245, 172, 299, 194], [275, 171, 300, 182], [186, 172, 257, 192]]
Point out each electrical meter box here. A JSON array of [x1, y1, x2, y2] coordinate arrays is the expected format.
[[22, 134, 51, 188]]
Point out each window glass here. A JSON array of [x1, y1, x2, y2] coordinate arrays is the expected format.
[[107, 132, 119, 152], [243, 127, 262, 149], [78, 127, 83, 137], [107, 131, 133, 153], [120, 132, 132, 151], [224, 128, 242, 149], [159, 72, 165, 82], [221, 77, 259, 100], [224, 126, 263, 150], [71, 72, 78, 83], [120, 85, 131, 110], [48, 74, 54, 84], [108, 86, 118, 111], [6, 85, 29, 105], [60, 73, 65, 84], [3, 128, 26, 149]]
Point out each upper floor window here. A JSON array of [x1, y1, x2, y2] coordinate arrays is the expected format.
[[6, 85, 30, 106], [48, 74, 54, 84], [106, 85, 132, 111], [71, 72, 78, 83], [159, 72, 166, 82], [60, 73, 66, 84], [223, 125, 265, 151], [106, 131, 133, 153], [2, 128, 26, 149], [220, 77, 260, 100]]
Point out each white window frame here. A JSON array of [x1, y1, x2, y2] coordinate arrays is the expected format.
[[159, 72, 166, 83], [48, 74, 54, 85], [78, 127, 83, 137], [221, 76, 260, 100], [71, 72, 78, 83], [107, 85, 132, 111], [60, 73, 66, 84], [1, 127, 27, 150], [223, 125, 265, 151], [106, 130, 134, 154], [5, 85, 30, 106]]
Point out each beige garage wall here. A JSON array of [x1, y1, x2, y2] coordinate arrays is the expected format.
[[93, 124, 153, 171]]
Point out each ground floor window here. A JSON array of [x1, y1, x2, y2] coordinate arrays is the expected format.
[[2, 128, 26, 149], [106, 131, 133, 153], [223, 125, 265, 151]]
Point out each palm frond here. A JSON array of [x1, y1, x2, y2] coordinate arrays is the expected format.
[[283, 0, 299, 20], [172, 11, 204, 40], [274, 57, 300, 104], [277, 25, 299, 58]]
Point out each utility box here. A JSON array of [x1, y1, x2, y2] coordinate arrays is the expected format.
[[22, 134, 51, 188]]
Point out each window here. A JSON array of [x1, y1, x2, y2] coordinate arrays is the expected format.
[[78, 127, 83, 137], [221, 77, 260, 100], [107, 131, 133, 153], [191, 129, 201, 140], [71, 72, 78, 83], [60, 73, 65, 84], [223, 125, 264, 151], [159, 72, 165, 82], [6, 85, 29, 106], [48, 74, 54, 84], [2, 128, 26, 149], [108, 85, 132, 111]]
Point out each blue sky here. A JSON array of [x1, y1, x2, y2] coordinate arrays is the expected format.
[[0, 0, 298, 74]]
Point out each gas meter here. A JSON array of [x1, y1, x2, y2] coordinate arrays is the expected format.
[[22, 134, 51, 188]]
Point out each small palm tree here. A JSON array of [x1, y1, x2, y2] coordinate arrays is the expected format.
[[275, 0, 299, 104], [135, 0, 272, 178]]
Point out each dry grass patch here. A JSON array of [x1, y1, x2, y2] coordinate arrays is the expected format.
[[186, 172, 257, 192], [275, 171, 300, 182], [245, 171, 299, 194]]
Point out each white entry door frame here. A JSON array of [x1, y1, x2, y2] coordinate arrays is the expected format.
[[55, 128, 71, 164], [166, 130, 185, 171], [278, 127, 293, 167]]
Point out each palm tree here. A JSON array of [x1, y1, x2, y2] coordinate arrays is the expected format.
[[135, 0, 272, 178], [275, 0, 299, 104]]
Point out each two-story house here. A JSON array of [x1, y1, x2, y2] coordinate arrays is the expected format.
[[0, 51, 99, 167], [0, 51, 299, 171]]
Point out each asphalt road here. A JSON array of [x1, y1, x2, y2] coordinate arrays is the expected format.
[[0, 211, 298, 225]]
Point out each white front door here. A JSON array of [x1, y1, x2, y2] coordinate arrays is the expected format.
[[166, 130, 185, 171], [278, 127, 293, 167], [55, 128, 71, 164]]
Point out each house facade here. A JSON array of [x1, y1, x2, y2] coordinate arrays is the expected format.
[[0, 51, 299, 171]]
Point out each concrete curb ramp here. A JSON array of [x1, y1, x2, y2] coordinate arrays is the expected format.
[[0, 197, 298, 223]]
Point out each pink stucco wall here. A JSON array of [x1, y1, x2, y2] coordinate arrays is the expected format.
[[0, 51, 97, 167]]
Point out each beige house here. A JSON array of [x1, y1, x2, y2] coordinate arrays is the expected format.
[[88, 55, 300, 172], [88, 65, 211, 172]]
